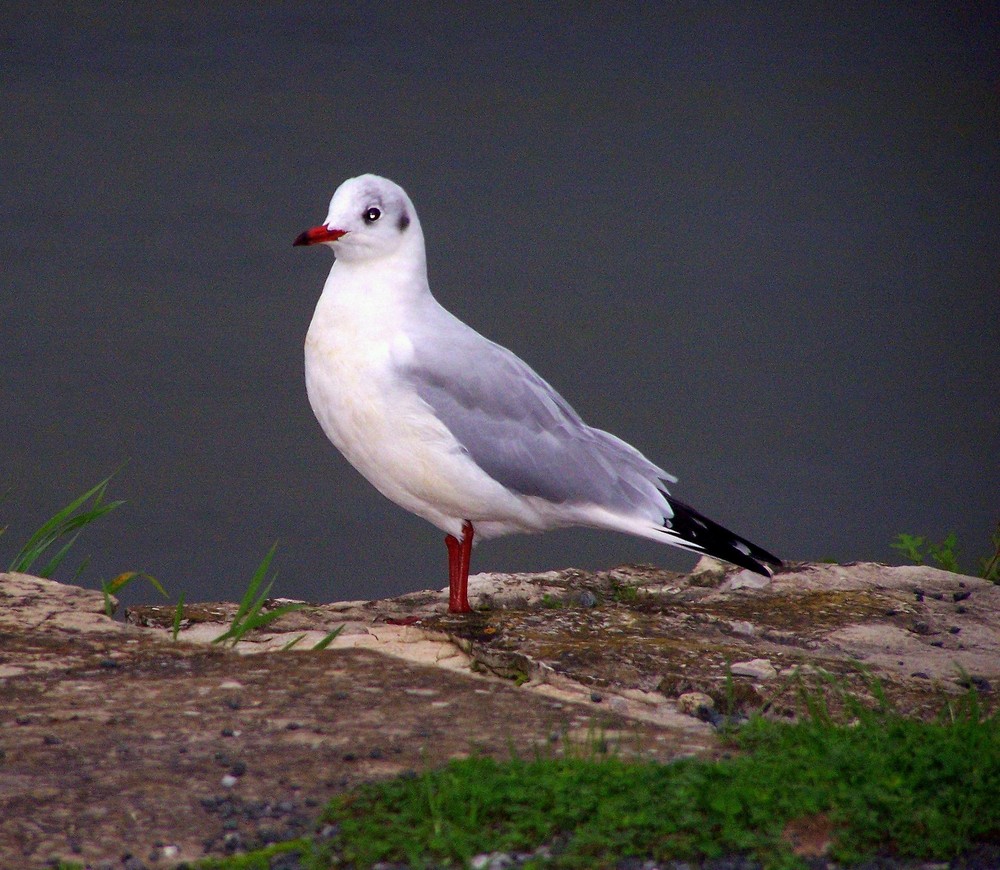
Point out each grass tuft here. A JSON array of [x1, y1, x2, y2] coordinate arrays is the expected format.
[[171, 592, 186, 640], [212, 544, 306, 647], [311, 624, 344, 650], [892, 523, 1000, 583], [100, 570, 166, 617], [7, 473, 125, 578], [315, 691, 998, 869]]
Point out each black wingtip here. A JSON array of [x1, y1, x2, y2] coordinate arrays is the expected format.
[[663, 497, 782, 577]]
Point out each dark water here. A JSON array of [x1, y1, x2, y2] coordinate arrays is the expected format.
[[3, 5, 998, 608]]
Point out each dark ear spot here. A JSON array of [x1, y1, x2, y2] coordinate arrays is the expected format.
[[398, 211, 410, 232]]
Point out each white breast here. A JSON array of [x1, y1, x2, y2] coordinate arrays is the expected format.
[[304, 270, 539, 538]]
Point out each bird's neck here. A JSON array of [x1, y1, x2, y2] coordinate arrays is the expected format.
[[321, 244, 431, 322]]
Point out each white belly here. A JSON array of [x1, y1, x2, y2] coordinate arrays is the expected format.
[[304, 295, 538, 538]]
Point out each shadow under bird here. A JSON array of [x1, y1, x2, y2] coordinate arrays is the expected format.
[[294, 174, 781, 613]]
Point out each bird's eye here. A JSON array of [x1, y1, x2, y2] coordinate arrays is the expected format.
[[364, 207, 381, 223]]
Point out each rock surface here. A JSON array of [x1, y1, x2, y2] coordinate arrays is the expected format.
[[1, 561, 997, 867]]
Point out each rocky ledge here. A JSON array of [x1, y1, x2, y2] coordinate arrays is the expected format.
[[0, 560, 996, 867]]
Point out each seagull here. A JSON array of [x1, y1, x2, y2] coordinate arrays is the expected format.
[[294, 174, 781, 613]]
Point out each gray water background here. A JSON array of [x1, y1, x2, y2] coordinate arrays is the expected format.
[[3, 5, 998, 608]]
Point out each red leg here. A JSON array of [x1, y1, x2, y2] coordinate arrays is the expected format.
[[444, 520, 474, 613]]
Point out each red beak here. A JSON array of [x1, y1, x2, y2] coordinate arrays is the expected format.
[[293, 225, 348, 247]]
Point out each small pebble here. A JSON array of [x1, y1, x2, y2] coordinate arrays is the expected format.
[[590, 691, 603, 703], [701, 708, 748, 730], [730, 658, 777, 680], [699, 706, 723, 727], [270, 851, 308, 870], [258, 825, 282, 844], [42, 734, 62, 746], [230, 761, 247, 777], [471, 852, 515, 870], [221, 774, 238, 788], [953, 590, 971, 602], [677, 691, 715, 717], [960, 675, 992, 693]]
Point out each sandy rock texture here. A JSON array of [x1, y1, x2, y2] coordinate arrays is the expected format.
[[1, 561, 996, 867]]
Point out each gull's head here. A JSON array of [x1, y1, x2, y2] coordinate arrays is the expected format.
[[293, 174, 422, 264]]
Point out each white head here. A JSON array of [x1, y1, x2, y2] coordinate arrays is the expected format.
[[294, 174, 424, 266]]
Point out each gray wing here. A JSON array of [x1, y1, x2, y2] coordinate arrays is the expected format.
[[401, 309, 675, 516]]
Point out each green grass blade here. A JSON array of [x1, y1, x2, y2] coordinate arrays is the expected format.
[[232, 577, 276, 631], [102, 571, 166, 598], [171, 594, 186, 641], [101, 584, 115, 618], [38, 532, 84, 579], [212, 602, 306, 646], [99, 572, 166, 618], [69, 553, 92, 583], [236, 602, 306, 635], [8, 479, 108, 571], [8, 473, 125, 576], [232, 542, 278, 624], [212, 544, 308, 647], [319, 690, 997, 868], [312, 625, 344, 651]]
